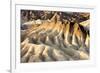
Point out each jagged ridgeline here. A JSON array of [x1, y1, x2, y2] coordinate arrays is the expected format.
[[21, 10, 90, 63]]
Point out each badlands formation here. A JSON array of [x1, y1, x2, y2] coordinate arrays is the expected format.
[[21, 11, 90, 63]]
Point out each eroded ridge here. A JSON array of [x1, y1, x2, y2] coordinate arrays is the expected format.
[[21, 11, 90, 63]]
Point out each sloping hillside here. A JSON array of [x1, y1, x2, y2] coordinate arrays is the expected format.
[[21, 10, 90, 63]]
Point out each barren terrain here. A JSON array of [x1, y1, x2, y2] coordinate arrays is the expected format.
[[21, 10, 90, 63]]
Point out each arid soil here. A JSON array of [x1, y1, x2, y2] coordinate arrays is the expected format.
[[21, 11, 90, 63]]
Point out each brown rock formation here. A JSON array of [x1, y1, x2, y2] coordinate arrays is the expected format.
[[21, 11, 90, 63]]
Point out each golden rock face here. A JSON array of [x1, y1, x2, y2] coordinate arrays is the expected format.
[[21, 10, 90, 63]]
